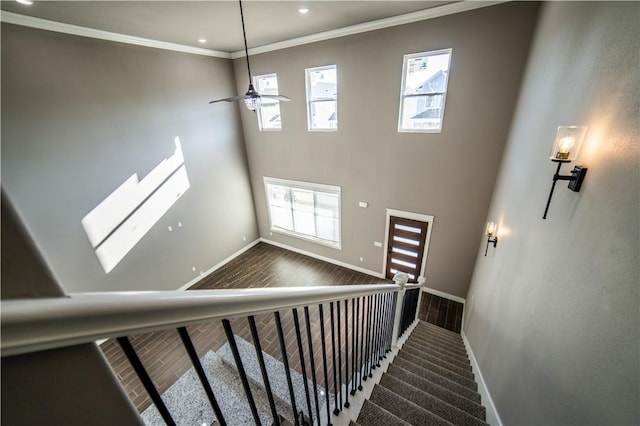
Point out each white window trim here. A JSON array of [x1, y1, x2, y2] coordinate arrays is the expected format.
[[305, 64, 338, 132], [254, 73, 282, 131], [263, 176, 342, 249], [397, 48, 452, 134]]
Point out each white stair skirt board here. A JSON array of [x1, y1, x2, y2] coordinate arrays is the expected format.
[[217, 335, 334, 425], [461, 331, 503, 426]]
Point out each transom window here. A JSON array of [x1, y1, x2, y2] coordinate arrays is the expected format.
[[264, 177, 341, 249], [306, 65, 338, 131], [254, 73, 282, 130], [398, 49, 452, 133]]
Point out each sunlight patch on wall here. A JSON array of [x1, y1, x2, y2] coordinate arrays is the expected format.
[[82, 137, 190, 273]]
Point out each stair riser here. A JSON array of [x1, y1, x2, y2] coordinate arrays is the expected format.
[[416, 323, 465, 341], [356, 399, 412, 426], [400, 346, 474, 378], [380, 374, 488, 426], [369, 385, 452, 426], [386, 365, 485, 419], [397, 352, 477, 389], [402, 342, 472, 372], [394, 357, 479, 398], [404, 338, 470, 364], [410, 330, 468, 354]]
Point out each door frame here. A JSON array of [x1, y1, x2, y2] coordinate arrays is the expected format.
[[382, 208, 435, 280]]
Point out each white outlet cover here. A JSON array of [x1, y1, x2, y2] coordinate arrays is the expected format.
[[358, 201, 368, 208], [374, 241, 382, 247]]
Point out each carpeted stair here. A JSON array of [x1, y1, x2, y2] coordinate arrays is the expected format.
[[354, 321, 488, 426]]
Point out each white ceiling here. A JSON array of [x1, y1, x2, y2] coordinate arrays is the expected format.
[[1, 1, 471, 54]]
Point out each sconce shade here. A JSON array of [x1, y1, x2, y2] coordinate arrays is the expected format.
[[485, 221, 497, 237], [549, 126, 587, 162]]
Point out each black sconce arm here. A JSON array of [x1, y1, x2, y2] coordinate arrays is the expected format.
[[542, 161, 588, 219]]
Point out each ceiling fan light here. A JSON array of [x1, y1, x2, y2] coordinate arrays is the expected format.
[[244, 96, 261, 111]]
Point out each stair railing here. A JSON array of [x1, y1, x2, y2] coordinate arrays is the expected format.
[[2, 281, 423, 426]]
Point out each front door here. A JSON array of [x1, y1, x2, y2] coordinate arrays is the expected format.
[[385, 216, 429, 283]]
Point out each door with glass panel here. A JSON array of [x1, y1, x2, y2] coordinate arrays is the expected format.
[[385, 216, 429, 283]]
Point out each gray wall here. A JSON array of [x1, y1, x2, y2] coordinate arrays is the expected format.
[[236, 3, 539, 297], [1, 192, 142, 425], [464, 2, 639, 424], [1, 24, 259, 293]]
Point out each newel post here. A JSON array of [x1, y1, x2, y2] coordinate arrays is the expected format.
[[390, 272, 408, 349]]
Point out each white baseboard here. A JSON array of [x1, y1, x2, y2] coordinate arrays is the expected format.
[[175, 239, 261, 291], [421, 286, 466, 304], [260, 238, 385, 279], [461, 331, 503, 426]]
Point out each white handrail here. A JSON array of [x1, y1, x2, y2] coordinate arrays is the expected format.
[[1, 284, 400, 357]]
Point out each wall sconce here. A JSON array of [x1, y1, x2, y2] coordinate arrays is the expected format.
[[542, 126, 588, 219], [485, 221, 498, 256]]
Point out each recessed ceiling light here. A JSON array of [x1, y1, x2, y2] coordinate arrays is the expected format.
[[16, 0, 34, 5], [198, 38, 207, 44], [298, 7, 309, 14]]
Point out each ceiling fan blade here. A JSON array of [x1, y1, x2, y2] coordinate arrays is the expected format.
[[209, 95, 246, 104], [260, 94, 292, 102]]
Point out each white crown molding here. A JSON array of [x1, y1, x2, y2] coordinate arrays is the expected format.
[[0, 10, 231, 59], [231, 1, 507, 58]]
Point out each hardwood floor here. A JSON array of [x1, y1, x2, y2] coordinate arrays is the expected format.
[[100, 242, 389, 412], [418, 292, 464, 333]]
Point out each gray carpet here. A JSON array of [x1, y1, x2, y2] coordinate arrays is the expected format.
[[355, 321, 488, 426]]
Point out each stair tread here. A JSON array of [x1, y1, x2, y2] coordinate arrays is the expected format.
[[357, 399, 412, 426], [380, 373, 488, 425], [370, 384, 454, 426], [403, 340, 472, 370], [394, 357, 481, 403], [404, 337, 470, 363], [417, 321, 464, 339], [400, 345, 474, 377], [397, 351, 477, 389], [386, 364, 485, 418], [409, 331, 468, 355]]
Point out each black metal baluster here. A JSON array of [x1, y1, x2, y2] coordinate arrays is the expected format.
[[275, 311, 300, 426], [293, 308, 314, 424], [350, 297, 358, 396], [369, 294, 380, 377], [389, 291, 398, 350], [384, 292, 392, 355], [177, 327, 227, 426], [375, 293, 384, 368], [362, 295, 371, 381], [374, 293, 383, 366], [117, 336, 176, 426], [248, 316, 280, 426], [335, 300, 343, 414], [303, 307, 321, 425], [358, 296, 365, 391], [343, 299, 350, 409], [319, 304, 333, 426], [366, 294, 374, 378], [221, 319, 261, 426], [329, 302, 339, 416]]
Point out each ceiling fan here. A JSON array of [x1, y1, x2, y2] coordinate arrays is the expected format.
[[209, 0, 291, 110]]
